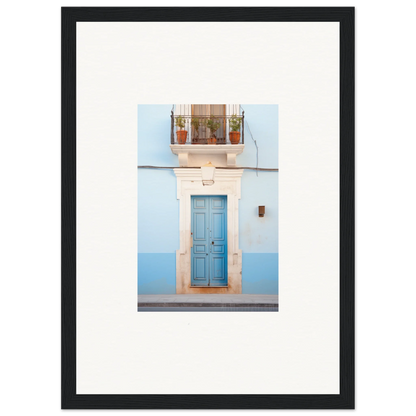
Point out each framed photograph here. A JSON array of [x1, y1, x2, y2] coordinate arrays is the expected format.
[[62, 7, 354, 409]]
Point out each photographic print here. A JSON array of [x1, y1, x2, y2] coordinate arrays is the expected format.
[[63, 6, 354, 408], [137, 104, 279, 311]]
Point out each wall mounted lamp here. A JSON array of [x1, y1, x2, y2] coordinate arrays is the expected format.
[[201, 161, 215, 186], [259, 206, 265, 217]]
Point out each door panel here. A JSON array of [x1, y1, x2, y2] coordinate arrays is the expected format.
[[210, 197, 227, 284], [194, 197, 206, 208], [194, 244, 206, 253], [194, 213, 206, 240], [194, 257, 207, 280], [191, 198, 209, 286], [212, 245, 224, 254], [212, 213, 224, 240], [212, 257, 226, 282], [212, 198, 225, 208], [191, 195, 227, 286]]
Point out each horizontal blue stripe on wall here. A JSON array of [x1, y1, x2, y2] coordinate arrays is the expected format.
[[242, 253, 279, 294], [138, 253, 176, 294], [138, 253, 278, 295]]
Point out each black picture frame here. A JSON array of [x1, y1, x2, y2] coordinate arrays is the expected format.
[[62, 7, 354, 409]]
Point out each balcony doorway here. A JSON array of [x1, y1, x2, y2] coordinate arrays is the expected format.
[[191, 105, 226, 144], [173, 104, 241, 145]]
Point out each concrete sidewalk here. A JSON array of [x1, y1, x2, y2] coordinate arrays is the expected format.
[[137, 294, 278, 311]]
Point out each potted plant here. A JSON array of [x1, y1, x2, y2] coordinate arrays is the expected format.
[[229, 114, 242, 144], [206, 116, 221, 145], [191, 117, 201, 144], [175, 116, 187, 144]]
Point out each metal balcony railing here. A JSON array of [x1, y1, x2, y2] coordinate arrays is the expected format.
[[170, 112, 245, 145]]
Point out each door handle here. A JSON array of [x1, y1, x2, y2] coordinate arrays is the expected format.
[[190, 233, 193, 248], [211, 241, 214, 244]]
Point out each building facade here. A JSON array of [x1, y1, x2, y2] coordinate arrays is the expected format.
[[138, 104, 278, 295]]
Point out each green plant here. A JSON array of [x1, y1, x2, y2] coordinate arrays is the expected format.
[[229, 114, 242, 132], [206, 116, 221, 137], [191, 117, 200, 129], [175, 116, 186, 130], [191, 117, 200, 136]]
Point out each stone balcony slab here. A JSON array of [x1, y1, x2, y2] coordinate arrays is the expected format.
[[170, 144, 245, 167]]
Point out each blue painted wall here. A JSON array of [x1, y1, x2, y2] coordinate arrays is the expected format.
[[137, 169, 179, 253], [137, 105, 177, 166], [240, 170, 278, 253], [239, 105, 278, 294], [238, 104, 279, 169], [137, 104, 278, 295], [137, 105, 180, 294], [137, 253, 176, 294], [242, 253, 279, 294]]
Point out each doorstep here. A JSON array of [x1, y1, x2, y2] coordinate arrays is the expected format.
[[137, 294, 278, 309]]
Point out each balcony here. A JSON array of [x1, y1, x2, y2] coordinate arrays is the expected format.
[[170, 112, 245, 167], [170, 113, 245, 145]]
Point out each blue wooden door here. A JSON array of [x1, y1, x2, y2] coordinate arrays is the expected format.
[[191, 196, 227, 286]]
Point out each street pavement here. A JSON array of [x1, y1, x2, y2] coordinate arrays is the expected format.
[[137, 294, 278, 311]]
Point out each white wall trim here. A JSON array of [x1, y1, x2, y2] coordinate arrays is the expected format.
[[174, 168, 244, 294]]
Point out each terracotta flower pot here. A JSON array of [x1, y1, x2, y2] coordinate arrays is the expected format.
[[176, 130, 187, 144], [207, 137, 217, 145], [229, 131, 240, 144]]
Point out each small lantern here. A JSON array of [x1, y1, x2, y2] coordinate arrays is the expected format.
[[201, 161, 215, 186], [259, 206, 265, 217]]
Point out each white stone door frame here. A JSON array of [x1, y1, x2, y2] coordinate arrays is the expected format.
[[174, 168, 243, 294]]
